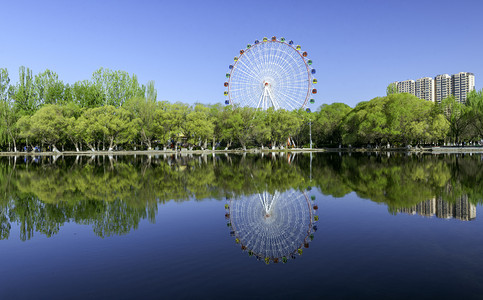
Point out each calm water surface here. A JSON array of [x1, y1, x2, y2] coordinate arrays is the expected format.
[[1, 152, 483, 299]]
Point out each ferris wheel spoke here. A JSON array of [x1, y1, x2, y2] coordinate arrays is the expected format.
[[273, 89, 300, 110], [235, 57, 263, 82], [232, 68, 262, 85]]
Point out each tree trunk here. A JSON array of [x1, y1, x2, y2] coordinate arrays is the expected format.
[[225, 140, 232, 150], [52, 144, 60, 153], [10, 134, 17, 152], [108, 137, 115, 151]]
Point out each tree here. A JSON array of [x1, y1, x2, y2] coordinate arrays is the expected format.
[[208, 104, 224, 150], [72, 80, 106, 108], [0, 68, 21, 152], [153, 101, 174, 150], [146, 80, 157, 102], [78, 106, 139, 151], [76, 107, 105, 151], [184, 104, 214, 150], [466, 89, 483, 141], [340, 93, 445, 146], [384, 93, 435, 145], [268, 108, 303, 148], [124, 97, 157, 150], [218, 105, 242, 150], [251, 109, 271, 148], [34, 69, 66, 105], [13, 66, 38, 115], [28, 105, 67, 152], [165, 102, 189, 151], [92, 68, 145, 107], [314, 103, 352, 146], [62, 103, 83, 151], [17, 115, 34, 151], [341, 98, 389, 146], [386, 82, 398, 95], [440, 96, 471, 144], [0, 68, 11, 149]]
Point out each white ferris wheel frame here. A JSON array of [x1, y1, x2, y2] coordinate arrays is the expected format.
[[226, 39, 315, 110]]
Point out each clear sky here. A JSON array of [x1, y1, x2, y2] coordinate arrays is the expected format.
[[1, 0, 482, 108]]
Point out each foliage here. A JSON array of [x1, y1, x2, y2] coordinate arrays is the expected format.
[[341, 93, 449, 146], [386, 82, 398, 95], [1, 66, 482, 152]]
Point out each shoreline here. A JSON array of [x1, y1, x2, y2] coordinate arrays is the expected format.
[[0, 147, 482, 156]]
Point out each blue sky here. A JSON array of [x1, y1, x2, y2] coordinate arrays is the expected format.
[[1, 0, 482, 108]]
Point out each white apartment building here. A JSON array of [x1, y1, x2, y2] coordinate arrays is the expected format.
[[452, 72, 475, 104], [434, 74, 452, 104], [415, 77, 435, 102], [397, 80, 415, 94], [392, 72, 475, 104]]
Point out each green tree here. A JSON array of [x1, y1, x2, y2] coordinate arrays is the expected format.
[[28, 105, 67, 152], [92, 68, 145, 107], [13, 66, 38, 115], [341, 98, 389, 146], [72, 80, 106, 108], [63, 102, 83, 151], [466, 89, 483, 141], [124, 97, 157, 150], [0, 68, 12, 150], [386, 82, 398, 95], [440, 96, 471, 144], [0, 68, 22, 152], [184, 104, 215, 150], [34, 69, 66, 105], [78, 106, 139, 151], [153, 101, 174, 150], [168, 102, 190, 151], [314, 103, 352, 146]]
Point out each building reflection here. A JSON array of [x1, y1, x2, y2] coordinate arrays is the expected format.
[[225, 190, 318, 264], [396, 195, 476, 221]]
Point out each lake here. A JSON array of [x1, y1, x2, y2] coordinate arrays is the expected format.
[[1, 152, 483, 299]]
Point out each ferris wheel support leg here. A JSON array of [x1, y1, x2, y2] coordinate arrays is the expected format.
[[266, 87, 279, 110], [257, 89, 265, 110]]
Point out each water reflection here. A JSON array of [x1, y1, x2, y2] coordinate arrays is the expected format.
[[395, 195, 476, 221], [225, 190, 318, 264], [0, 152, 482, 241]]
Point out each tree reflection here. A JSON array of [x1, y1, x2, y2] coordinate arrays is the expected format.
[[0, 152, 482, 241]]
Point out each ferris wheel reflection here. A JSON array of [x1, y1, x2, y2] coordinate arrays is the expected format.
[[225, 189, 318, 264]]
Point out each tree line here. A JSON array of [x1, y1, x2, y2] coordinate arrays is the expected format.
[[1, 66, 483, 152]]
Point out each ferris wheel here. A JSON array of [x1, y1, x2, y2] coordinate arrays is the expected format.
[[224, 36, 317, 111], [225, 190, 319, 264]]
